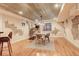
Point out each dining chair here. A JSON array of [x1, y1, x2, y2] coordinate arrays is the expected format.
[[36, 34, 44, 44], [45, 33, 50, 42], [0, 32, 12, 56]]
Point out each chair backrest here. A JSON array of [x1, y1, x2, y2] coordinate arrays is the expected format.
[[8, 32, 12, 39], [45, 33, 50, 37], [36, 34, 42, 39]]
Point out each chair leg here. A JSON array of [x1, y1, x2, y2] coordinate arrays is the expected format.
[[9, 41, 13, 53], [8, 41, 12, 56], [41, 38, 45, 45], [0, 43, 2, 56], [0, 42, 3, 56], [48, 38, 50, 42], [0, 42, 1, 55]]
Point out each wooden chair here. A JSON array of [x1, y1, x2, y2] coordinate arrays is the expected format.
[[0, 32, 12, 56], [45, 33, 50, 42], [36, 34, 44, 44]]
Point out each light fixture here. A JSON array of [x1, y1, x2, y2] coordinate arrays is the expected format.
[[18, 11, 23, 15], [54, 4, 59, 8], [36, 53, 40, 56]]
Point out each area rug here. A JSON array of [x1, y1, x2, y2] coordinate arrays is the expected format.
[[27, 40, 55, 51]]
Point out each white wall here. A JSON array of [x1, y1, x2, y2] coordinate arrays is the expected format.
[[58, 3, 79, 48], [0, 15, 4, 32], [64, 18, 79, 48], [0, 8, 32, 43]]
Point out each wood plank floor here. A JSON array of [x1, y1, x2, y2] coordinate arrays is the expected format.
[[1, 37, 79, 56]]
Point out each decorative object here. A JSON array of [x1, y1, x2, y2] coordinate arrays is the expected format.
[[52, 28, 59, 35], [5, 21, 23, 35]]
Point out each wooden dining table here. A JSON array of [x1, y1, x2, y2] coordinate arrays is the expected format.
[[35, 32, 51, 45], [35, 33, 47, 45]]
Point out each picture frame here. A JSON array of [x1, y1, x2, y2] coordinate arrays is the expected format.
[[43, 23, 52, 31]]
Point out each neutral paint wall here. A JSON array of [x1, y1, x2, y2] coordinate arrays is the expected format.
[[59, 3, 79, 48], [0, 8, 32, 43], [64, 19, 79, 48]]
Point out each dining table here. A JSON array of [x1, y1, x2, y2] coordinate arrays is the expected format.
[[35, 32, 47, 45]]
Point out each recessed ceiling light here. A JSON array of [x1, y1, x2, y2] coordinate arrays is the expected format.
[[18, 11, 23, 15], [54, 4, 59, 8]]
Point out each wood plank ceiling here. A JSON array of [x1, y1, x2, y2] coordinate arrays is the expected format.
[[0, 3, 62, 20]]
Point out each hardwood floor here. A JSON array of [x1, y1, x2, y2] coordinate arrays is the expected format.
[[1, 37, 79, 56]]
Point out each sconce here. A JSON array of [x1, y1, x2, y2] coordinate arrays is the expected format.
[[22, 22, 25, 26], [66, 19, 68, 23], [61, 21, 64, 24]]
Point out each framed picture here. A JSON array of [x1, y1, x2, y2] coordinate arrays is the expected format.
[[43, 23, 52, 31]]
